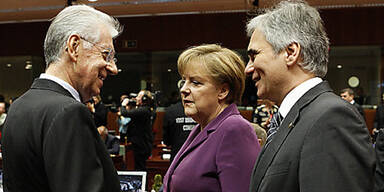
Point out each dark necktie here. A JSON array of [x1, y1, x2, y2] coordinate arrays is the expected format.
[[266, 112, 283, 145]]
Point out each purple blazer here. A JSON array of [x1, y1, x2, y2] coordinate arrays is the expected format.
[[163, 104, 261, 192]]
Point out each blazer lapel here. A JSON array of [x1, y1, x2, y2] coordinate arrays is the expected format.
[[166, 104, 238, 186], [250, 81, 333, 191]]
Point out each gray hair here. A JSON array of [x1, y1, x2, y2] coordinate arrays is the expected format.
[[246, 0, 329, 77], [44, 5, 122, 66]]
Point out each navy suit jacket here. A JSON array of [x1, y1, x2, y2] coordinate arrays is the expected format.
[[249, 81, 375, 192], [1, 78, 120, 192]]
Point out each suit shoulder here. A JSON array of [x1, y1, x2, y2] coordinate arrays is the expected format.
[[310, 92, 354, 112]]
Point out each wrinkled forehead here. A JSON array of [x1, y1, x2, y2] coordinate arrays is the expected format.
[[95, 25, 115, 50]]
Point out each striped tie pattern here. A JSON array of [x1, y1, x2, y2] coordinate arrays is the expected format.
[[266, 112, 283, 145]]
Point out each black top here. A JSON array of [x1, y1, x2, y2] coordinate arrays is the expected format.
[[94, 102, 108, 127], [162, 102, 196, 162], [105, 134, 120, 155]]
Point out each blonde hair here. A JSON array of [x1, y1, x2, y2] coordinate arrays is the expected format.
[[251, 123, 267, 147], [177, 44, 245, 104]]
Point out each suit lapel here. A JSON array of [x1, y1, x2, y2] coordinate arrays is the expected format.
[[250, 81, 333, 191], [165, 104, 238, 188], [177, 126, 210, 162]]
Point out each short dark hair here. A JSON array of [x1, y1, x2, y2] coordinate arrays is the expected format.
[[340, 88, 354, 96]]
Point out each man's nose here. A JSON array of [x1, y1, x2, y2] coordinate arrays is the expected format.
[[106, 62, 118, 75], [245, 60, 254, 75]]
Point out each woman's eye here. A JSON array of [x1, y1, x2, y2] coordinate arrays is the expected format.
[[192, 81, 200, 85]]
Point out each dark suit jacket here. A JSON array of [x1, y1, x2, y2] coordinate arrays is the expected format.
[[353, 101, 366, 120], [105, 134, 120, 155], [249, 81, 375, 192], [120, 106, 153, 156], [1, 78, 120, 192], [94, 102, 108, 127], [375, 105, 384, 129], [375, 129, 384, 192]]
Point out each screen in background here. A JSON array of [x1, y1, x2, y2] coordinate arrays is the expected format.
[[118, 171, 146, 192]]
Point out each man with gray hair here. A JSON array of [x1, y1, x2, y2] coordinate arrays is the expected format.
[[245, 1, 374, 192], [2, 5, 122, 192]]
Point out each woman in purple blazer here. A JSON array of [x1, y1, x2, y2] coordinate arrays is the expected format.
[[163, 44, 261, 192]]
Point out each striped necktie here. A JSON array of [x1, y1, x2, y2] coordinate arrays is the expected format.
[[266, 112, 283, 145]]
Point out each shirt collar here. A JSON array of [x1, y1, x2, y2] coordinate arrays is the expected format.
[[350, 100, 355, 104], [279, 77, 322, 118], [39, 73, 81, 102]]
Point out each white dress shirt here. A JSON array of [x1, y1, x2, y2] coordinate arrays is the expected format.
[[279, 77, 323, 118], [39, 73, 81, 102]]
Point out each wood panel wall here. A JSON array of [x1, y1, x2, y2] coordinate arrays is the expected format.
[[1, 6, 384, 57]]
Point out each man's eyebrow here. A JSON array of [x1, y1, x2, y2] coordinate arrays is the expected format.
[[247, 49, 259, 56]]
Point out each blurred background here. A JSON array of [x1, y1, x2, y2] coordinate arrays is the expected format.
[[0, 0, 383, 108]]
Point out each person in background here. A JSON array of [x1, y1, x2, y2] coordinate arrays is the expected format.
[[1, 5, 122, 192], [340, 88, 365, 119], [250, 123, 267, 147], [374, 94, 384, 137], [245, 1, 374, 192], [117, 94, 131, 143], [163, 44, 260, 192], [0, 101, 7, 133], [252, 99, 278, 130], [92, 95, 108, 128], [0, 94, 10, 113], [98, 125, 120, 155], [375, 93, 384, 191], [120, 90, 154, 171], [163, 80, 197, 163]]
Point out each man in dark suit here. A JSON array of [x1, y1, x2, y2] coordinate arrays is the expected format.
[[120, 90, 154, 171], [245, 1, 375, 192], [98, 126, 120, 155], [340, 88, 366, 119], [1, 5, 122, 192]]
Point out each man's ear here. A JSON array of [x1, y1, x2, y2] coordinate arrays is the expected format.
[[66, 34, 81, 62], [284, 42, 300, 66], [218, 83, 230, 101]]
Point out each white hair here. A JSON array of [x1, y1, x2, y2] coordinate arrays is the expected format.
[[44, 5, 122, 66], [247, 0, 329, 77]]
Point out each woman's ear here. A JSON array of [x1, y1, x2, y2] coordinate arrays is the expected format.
[[218, 83, 230, 101], [66, 34, 81, 62], [284, 42, 300, 66]]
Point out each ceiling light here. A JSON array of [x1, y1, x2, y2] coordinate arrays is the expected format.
[[88, 0, 98, 2], [337, 64, 342, 69], [25, 64, 32, 70], [6, 63, 12, 67]]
